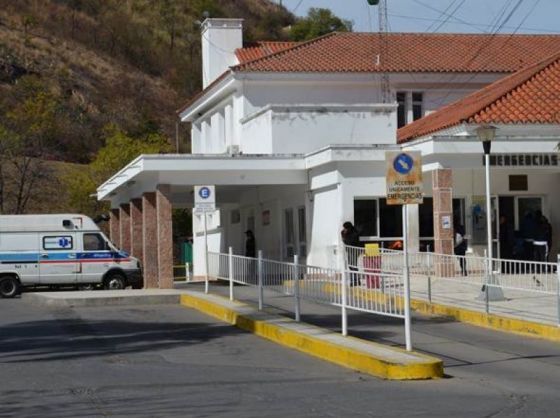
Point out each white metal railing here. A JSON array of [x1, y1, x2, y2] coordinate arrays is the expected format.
[[342, 244, 560, 325], [206, 249, 407, 338], [344, 244, 558, 295]]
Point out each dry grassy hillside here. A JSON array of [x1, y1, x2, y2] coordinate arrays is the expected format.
[[0, 0, 294, 214]]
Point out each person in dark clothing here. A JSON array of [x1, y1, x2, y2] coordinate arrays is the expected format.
[[499, 215, 514, 260], [341, 222, 361, 286], [520, 212, 536, 261], [341, 221, 360, 247], [454, 220, 467, 276], [533, 211, 548, 263], [245, 230, 256, 258]]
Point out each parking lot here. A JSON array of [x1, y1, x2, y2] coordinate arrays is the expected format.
[[1, 293, 560, 417]]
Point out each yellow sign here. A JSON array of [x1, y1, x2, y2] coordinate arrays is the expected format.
[[365, 243, 380, 256], [386, 151, 423, 205]]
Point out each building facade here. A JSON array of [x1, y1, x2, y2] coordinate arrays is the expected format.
[[98, 19, 560, 286]]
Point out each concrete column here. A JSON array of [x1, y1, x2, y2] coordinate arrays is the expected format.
[[432, 168, 455, 276], [156, 185, 174, 289], [130, 198, 143, 262], [142, 192, 158, 288], [119, 203, 131, 253], [406, 204, 420, 253], [109, 208, 120, 247]]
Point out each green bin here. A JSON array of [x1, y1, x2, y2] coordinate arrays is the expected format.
[[181, 241, 193, 265]]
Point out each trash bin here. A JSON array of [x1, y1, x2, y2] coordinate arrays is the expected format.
[[181, 241, 193, 264], [363, 243, 381, 289]]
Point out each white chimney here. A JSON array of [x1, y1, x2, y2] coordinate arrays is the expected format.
[[201, 18, 243, 88]]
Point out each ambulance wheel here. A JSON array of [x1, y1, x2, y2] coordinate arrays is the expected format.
[[0, 276, 20, 298], [104, 273, 126, 290]]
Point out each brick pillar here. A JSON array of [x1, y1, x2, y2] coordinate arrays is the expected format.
[[156, 185, 173, 289], [142, 192, 158, 288], [432, 169, 455, 277], [130, 198, 143, 262], [109, 208, 120, 247], [119, 203, 131, 253]]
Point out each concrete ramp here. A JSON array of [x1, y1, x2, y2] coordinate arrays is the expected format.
[[180, 290, 443, 380]]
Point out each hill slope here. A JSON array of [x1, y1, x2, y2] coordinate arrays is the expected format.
[[0, 0, 295, 162]]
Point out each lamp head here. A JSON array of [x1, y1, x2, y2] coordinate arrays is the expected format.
[[476, 125, 496, 155]]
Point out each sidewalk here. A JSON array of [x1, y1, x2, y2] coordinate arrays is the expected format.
[[409, 275, 559, 326]]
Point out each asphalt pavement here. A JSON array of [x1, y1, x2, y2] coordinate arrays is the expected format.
[[1, 288, 560, 417]]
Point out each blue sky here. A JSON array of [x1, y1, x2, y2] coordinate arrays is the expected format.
[[279, 0, 560, 34]]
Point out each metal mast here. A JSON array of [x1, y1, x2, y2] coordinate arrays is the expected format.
[[368, 0, 390, 103]]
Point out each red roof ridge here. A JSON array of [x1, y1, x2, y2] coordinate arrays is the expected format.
[[397, 50, 560, 143], [232, 32, 340, 72]]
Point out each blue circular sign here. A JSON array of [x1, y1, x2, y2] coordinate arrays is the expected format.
[[199, 187, 211, 199], [393, 153, 414, 175]]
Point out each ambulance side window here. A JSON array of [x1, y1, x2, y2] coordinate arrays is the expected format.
[[83, 233, 108, 251]]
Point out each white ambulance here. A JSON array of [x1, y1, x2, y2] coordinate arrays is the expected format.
[[0, 214, 143, 298]]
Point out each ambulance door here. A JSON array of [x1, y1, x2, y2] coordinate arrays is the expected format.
[[38, 233, 78, 284], [79, 232, 113, 284]]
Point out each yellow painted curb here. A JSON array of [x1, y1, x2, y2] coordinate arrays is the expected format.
[[180, 293, 443, 380], [409, 299, 560, 342]]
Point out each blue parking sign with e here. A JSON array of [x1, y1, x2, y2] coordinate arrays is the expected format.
[[199, 187, 211, 199]]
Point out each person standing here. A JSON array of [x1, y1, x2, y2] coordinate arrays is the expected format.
[[245, 230, 257, 283], [245, 230, 256, 258], [341, 222, 361, 286], [520, 212, 536, 261], [454, 220, 468, 276], [499, 215, 514, 261], [533, 212, 548, 263]]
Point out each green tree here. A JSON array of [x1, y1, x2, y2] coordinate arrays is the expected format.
[[65, 125, 172, 216], [289, 8, 352, 41]]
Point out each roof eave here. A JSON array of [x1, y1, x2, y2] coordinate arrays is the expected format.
[[178, 71, 236, 122]]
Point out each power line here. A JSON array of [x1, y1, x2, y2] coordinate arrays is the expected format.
[[292, 0, 305, 13], [425, 0, 460, 32], [387, 12, 560, 34], [431, 0, 467, 33], [412, 0, 487, 33], [430, 0, 533, 108]]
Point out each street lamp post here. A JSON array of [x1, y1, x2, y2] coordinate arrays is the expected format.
[[476, 125, 505, 302]]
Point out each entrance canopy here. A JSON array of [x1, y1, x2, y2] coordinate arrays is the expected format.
[[97, 154, 306, 207]]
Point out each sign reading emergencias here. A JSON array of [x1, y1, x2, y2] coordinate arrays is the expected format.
[[385, 151, 423, 205]]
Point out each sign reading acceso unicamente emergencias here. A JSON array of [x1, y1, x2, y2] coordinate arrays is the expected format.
[[385, 151, 423, 205]]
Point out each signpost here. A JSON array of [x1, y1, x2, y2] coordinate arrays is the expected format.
[[194, 186, 216, 294], [385, 151, 423, 351]]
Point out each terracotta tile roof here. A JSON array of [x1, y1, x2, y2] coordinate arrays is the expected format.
[[236, 41, 300, 63], [397, 51, 560, 143], [233, 32, 560, 73]]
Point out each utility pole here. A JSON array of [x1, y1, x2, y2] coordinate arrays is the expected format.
[[367, 0, 390, 103]]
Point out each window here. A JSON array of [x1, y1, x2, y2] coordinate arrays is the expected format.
[[379, 199, 403, 237], [43, 236, 73, 251], [453, 198, 466, 226], [262, 210, 271, 226], [83, 233, 108, 251], [509, 175, 528, 191], [354, 199, 377, 238], [412, 92, 423, 121], [298, 207, 307, 257], [419, 198, 434, 238], [230, 209, 240, 224], [397, 92, 407, 128], [517, 197, 543, 230], [284, 208, 295, 258]]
